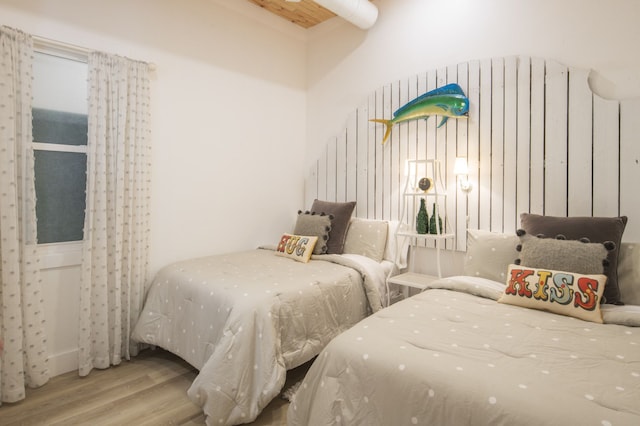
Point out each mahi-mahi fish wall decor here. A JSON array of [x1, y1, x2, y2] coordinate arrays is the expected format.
[[370, 83, 469, 144]]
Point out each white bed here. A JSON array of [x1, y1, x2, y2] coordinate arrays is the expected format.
[[288, 227, 640, 426], [132, 212, 398, 425]]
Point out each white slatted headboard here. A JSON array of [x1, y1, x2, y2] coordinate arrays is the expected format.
[[306, 56, 640, 250]]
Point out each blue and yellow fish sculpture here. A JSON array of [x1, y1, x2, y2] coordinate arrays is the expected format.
[[370, 83, 469, 144]]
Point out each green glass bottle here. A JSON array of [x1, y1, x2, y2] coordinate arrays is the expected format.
[[429, 202, 443, 234], [416, 198, 428, 234]]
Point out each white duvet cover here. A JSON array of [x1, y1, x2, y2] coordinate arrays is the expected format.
[[288, 276, 640, 426], [131, 248, 390, 425]]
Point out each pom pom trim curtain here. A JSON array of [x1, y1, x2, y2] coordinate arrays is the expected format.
[[0, 25, 50, 403], [78, 52, 152, 376]]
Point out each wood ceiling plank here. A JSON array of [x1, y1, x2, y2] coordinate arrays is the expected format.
[[248, 0, 336, 28]]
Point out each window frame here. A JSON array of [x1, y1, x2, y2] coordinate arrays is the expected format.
[[32, 46, 89, 269]]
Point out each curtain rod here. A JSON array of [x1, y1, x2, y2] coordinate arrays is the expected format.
[[33, 35, 157, 71]]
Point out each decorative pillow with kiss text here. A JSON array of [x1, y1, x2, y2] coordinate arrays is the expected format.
[[498, 264, 606, 323]]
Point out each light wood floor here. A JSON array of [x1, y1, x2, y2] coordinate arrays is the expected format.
[[0, 349, 309, 426]]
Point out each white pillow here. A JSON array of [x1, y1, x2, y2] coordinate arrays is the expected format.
[[601, 304, 640, 326], [343, 218, 388, 262], [618, 243, 640, 306], [464, 229, 519, 283], [383, 220, 399, 262]]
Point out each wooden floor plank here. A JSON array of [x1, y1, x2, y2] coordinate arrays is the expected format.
[[0, 349, 300, 426], [51, 374, 196, 425], [5, 375, 160, 425]]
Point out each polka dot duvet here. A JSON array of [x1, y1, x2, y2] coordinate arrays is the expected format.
[[288, 276, 640, 426], [131, 247, 391, 425]]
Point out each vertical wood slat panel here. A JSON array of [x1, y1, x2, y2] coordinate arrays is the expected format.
[[356, 104, 369, 218], [317, 144, 328, 202], [367, 93, 377, 219], [414, 72, 429, 247], [490, 57, 505, 232], [393, 79, 408, 222], [593, 95, 620, 217], [326, 137, 337, 201], [567, 68, 593, 217], [529, 58, 546, 215], [306, 55, 633, 253], [444, 64, 458, 249], [478, 58, 493, 230], [382, 83, 393, 220], [336, 129, 347, 202], [515, 57, 531, 228], [416, 72, 428, 163], [436, 67, 448, 164], [421, 71, 438, 249], [467, 60, 481, 232], [405, 75, 420, 235], [345, 110, 358, 206], [456, 62, 470, 250], [431, 67, 448, 249], [503, 56, 518, 233], [543, 60, 569, 216], [425, 72, 437, 161], [306, 162, 318, 207], [620, 99, 640, 241], [406, 75, 419, 166], [375, 86, 385, 219]]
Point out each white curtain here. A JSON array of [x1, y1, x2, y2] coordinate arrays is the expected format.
[[0, 26, 50, 403], [79, 52, 151, 376]]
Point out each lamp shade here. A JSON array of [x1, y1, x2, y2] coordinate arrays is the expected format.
[[454, 157, 468, 175]]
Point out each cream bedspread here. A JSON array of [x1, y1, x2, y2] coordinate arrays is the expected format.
[[288, 276, 640, 426], [131, 248, 388, 425]]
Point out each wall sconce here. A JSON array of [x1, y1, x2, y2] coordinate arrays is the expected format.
[[454, 157, 473, 193]]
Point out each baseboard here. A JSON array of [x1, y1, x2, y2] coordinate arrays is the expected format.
[[48, 348, 78, 377]]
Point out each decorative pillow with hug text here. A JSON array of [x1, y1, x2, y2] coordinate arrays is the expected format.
[[275, 234, 318, 263], [498, 264, 606, 323]]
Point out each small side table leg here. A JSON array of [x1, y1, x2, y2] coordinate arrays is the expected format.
[[403, 286, 410, 299]]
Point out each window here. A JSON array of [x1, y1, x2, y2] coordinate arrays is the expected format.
[[32, 51, 88, 244]]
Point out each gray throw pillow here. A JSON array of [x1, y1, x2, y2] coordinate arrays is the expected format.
[[293, 211, 332, 255], [520, 213, 627, 304], [516, 231, 608, 276], [310, 199, 356, 254]]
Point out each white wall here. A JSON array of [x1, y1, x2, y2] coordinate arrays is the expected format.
[[0, 0, 307, 375], [305, 0, 640, 168]]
